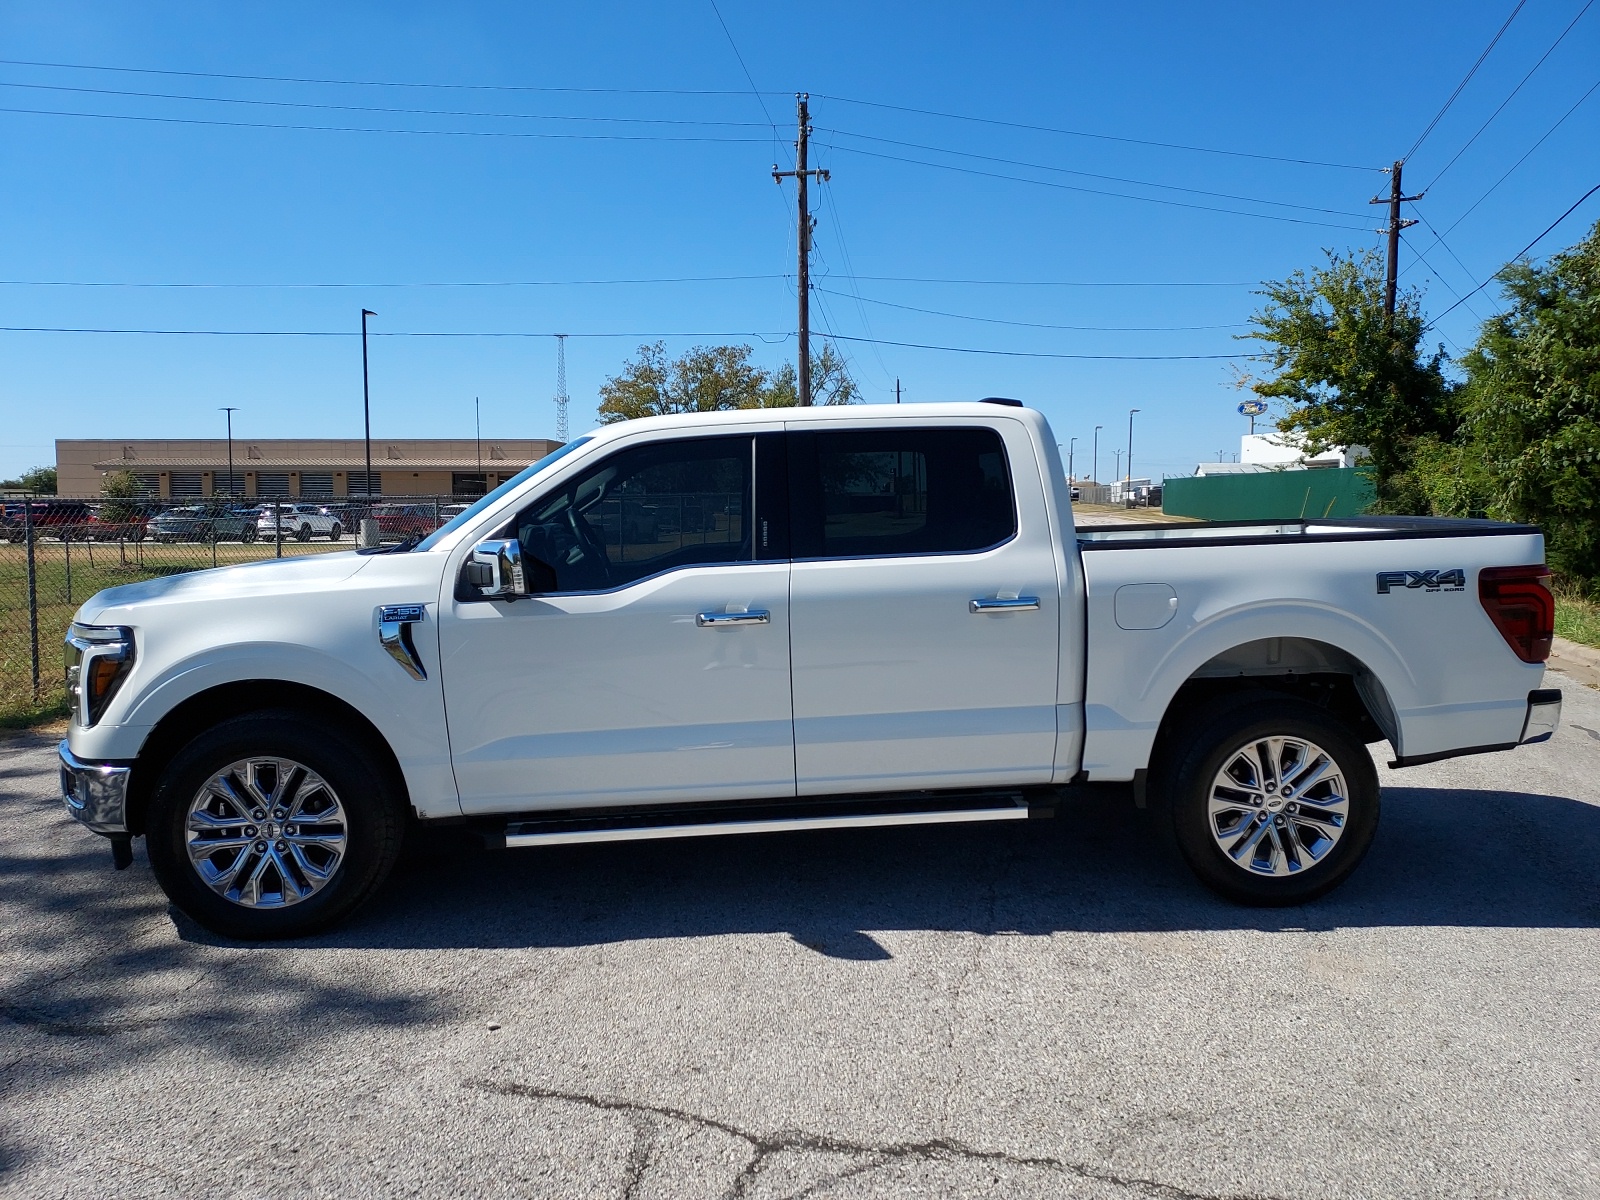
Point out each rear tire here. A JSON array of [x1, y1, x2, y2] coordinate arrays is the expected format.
[[241, 526, 257, 544], [145, 711, 405, 939], [1155, 695, 1379, 906], [296, 524, 312, 542]]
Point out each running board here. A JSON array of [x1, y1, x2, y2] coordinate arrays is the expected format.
[[496, 792, 1036, 850]]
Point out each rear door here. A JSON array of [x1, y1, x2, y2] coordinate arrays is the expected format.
[[787, 418, 1061, 794]]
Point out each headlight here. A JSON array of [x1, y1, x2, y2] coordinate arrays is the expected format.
[[64, 623, 135, 727]]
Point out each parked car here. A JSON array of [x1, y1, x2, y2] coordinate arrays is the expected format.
[[146, 505, 260, 544], [2, 500, 92, 542], [256, 503, 343, 542], [58, 402, 1562, 938], [367, 503, 441, 542]]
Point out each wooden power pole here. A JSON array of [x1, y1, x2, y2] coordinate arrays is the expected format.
[[1370, 160, 1423, 323], [773, 94, 830, 405]]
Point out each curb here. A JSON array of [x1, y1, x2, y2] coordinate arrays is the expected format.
[[1549, 635, 1600, 690]]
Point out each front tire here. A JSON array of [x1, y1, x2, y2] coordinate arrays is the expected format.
[[145, 711, 405, 939], [328, 523, 343, 541], [1156, 695, 1380, 906]]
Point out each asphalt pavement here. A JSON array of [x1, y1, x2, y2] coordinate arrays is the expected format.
[[2, 674, 1597, 1198]]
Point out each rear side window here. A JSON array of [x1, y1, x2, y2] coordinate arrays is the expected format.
[[789, 426, 1016, 559]]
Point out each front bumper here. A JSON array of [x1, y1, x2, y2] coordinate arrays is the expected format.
[[59, 741, 133, 835]]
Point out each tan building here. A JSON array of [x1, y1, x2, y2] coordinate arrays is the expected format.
[[56, 438, 563, 499]]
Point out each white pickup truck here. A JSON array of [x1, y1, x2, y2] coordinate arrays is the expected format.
[[58, 402, 1563, 938]]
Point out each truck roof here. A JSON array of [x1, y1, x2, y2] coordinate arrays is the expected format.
[[573, 400, 1043, 443]]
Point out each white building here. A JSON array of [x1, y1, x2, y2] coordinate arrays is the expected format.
[[1193, 433, 1366, 478]]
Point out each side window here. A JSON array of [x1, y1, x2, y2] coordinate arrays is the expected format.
[[790, 427, 1015, 559], [510, 435, 753, 592]]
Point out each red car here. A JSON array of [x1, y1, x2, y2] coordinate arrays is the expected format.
[[367, 503, 443, 542], [2, 500, 92, 542]]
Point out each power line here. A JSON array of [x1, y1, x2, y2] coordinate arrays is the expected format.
[[815, 141, 1372, 230], [0, 57, 1380, 172], [1418, 0, 1595, 191], [0, 322, 1248, 359], [0, 274, 789, 288], [0, 273, 1256, 288], [843, 276, 1254, 286], [1427, 180, 1600, 327], [816, 127, 1370, 217], [0, 104, 770, 142], [0, 57, 779, 96], [823, 333, 1249, 360], [1406, 0, 1527, 160], [812, 288, 1246, 331], [1414, 76, 1600, 254], [813, 93, 1378, 171], [0, 326, 797, 339], [0, 79, 769, 127]]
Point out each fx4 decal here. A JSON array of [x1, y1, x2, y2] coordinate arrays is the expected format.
[[1376, 569, 1466, 594]]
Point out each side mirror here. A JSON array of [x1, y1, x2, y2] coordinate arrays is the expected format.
[[466, 539, 557, 598], [468, 539, 528, 598]]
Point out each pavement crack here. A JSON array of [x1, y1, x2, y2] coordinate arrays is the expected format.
[[466, 1078, 1284, 1200]]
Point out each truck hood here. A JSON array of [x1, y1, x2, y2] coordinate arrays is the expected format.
[[76, 551, 375, 624]]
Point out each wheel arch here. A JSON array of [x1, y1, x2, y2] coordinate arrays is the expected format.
[[1151, 636, 1399, 775], [124, 679, 411, 837]]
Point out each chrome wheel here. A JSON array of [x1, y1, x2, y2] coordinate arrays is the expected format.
[[1207, 735, 1349, 877], [184, 757, 349, 908]]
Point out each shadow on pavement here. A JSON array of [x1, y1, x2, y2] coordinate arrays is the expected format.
[[288, 783, 1600, 955]]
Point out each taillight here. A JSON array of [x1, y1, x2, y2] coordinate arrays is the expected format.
[[1478, 565, 1554, 663]]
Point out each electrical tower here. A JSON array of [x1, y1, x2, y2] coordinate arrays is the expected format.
[[553, 333, 569, 442], [773, 94, 830, 405]]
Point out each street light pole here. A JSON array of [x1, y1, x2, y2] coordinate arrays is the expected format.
[[1093, 425, 1102, 485], [361, 309, 376, 496], [1127, 408, 1141, 483], [219, 407, 238, 498], [1067, 437, 1077, 482]]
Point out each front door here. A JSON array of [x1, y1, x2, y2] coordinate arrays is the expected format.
[[440, 432, 795, 814], [787, 420, 1061, 795]]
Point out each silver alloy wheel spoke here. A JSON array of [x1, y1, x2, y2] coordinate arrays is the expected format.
[[1206, 734, 1349, 878], [184, 756, 349, 909]]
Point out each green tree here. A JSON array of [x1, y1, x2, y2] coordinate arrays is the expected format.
[[765, 342, 863, 407], [1458, 220, 1600, 588], [99, 469, 144, 524], [1243, 248, 1454, 512], [2, 465, 58, 494], [597, 340, 859, 423]]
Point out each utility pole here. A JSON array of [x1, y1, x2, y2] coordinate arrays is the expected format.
[[895, 378, 901, 404], [361, 309, 376, 496], [1127, 408, 1140, 483], [219, 407, 238, 498], [1067, 437, 1076, 483], [1113, 448, 1122, 481], [1370, 161, 1423, 324], [1093, 425, 1102, 484], [553, 334, 570, 442], [773, 94, 830, 405]]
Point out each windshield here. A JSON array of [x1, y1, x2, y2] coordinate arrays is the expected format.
[[414, 436, 594, 551]]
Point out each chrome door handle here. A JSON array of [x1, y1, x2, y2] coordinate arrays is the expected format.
[[970, 596, 1041, 613], [696, 609, 771, 627]]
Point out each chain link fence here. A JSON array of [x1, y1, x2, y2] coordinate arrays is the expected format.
[[0, 495, 476, 723]]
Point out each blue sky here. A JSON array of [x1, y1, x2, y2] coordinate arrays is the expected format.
[[1, 0, 1596, 484]]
